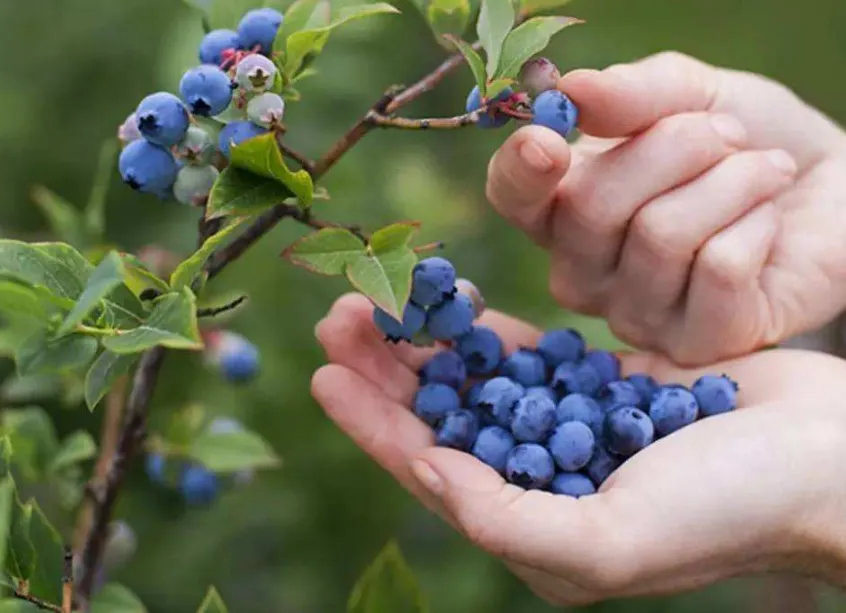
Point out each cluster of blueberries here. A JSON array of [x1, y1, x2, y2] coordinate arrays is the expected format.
[[117, 7, 286, 204], [377, 258, 739, 497]]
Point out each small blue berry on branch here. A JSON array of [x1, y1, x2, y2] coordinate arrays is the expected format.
[[180, 464, 219, 505], [203, 329, 261, 383], [373, 302, 426, 343], [144, 453, 167, 485], [426, 294, 475, 340], [411, 257, 456, 307], [217, 120, 269, 159], [179, 65, 234, 117], [199, 29, 242, 66], [118, 140, 178, 197], [237, 8, 284, 55], [531, 89, 579, 138], [465, 85, 513, 129], [135, 92, 190, 147]]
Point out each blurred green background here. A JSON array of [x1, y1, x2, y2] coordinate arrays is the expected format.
[[1, 0, 846, 611]]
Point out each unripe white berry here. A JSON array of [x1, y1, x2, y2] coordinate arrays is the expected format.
[[235, 54, 278, 93], [173, 164, 219, 206], [247, 92, 285, 128], [519, 57, 562, 96]]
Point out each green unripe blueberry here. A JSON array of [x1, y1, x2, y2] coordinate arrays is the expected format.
[[235, 54, 277, 93], [174, 126, 214, 165], [173, 165, 219, 206], [247, 92, 285, 128]]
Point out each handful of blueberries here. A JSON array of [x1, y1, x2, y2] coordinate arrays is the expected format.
[[374, 257, 739, 498]]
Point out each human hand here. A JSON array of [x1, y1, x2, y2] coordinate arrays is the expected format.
[[487, 51, 846, 365], [311, 293, 846, 606]]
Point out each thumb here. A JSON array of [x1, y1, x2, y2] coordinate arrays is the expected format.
[[562, 52, 721, 138]]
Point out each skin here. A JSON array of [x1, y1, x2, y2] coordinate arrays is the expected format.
[[486, 52, 846, 365], [311, 293, 846, 607]]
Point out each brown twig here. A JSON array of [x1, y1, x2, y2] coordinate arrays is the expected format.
[[365, 110, 479, 130], [197, 295, 248, 318], [62, 547, 74, 613], [14, 586, 63, 613], [276, 137, 315, 174]]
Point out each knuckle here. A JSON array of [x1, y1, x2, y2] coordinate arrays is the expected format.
[[653, 113, 728, 158], [650, 50, 699, 69], [630, 206, 691, 260], [696, 239, 750, 293], [565, 172, 626, 235]]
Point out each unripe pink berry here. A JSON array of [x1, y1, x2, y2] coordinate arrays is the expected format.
[[519, 58, 562, 96]]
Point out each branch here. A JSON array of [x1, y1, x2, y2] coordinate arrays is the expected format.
[[14, 591, 63, 613], [365, 110, 480, 130], [197, 295, 248, 318], [276, 137, 315, 174]]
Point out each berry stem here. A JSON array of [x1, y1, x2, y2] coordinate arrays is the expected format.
[[276, 137, 315, 173], [365, 110, 481, 130], [197, 295, 248, 318], [12, 590, 63, 613]]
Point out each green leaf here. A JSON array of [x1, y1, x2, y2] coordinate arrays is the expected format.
[[282, 228, 366, 276], [117, 254, 170, 297], [170, 218, 252, 290], [189, 430, 280, 474], [0, 241, 90, 302], [48, 431, 97, 475], [57, 251, 124, 336], [29, 186, 85, 248], [443, 35, 487, 96], [0, 600, 41, 613], [345, 247, 417, 322], [496, 16, 584, 79], [16, 334, 98, 377], [196, 587, 229, 613], [207, 168, 292, 220], [5, 498, 34, 585], [485, 77, 515, 99], [277, 0, 323, 44], [2, 407, 59, 478], [0, 281, 54, 356], [102, 288, 203, 354], [25, 500, 64, 603], [347, 541, 427, 613], [90, 583, 148, 613], [426, 0, 471, 42], [477, 0, 515, 76], [84, 351, 137, 411], [520, 0, 575, 15], [207, 0, 263, 29], [0, 478, 17, 579], [228, 133, 313, 207], [85, 139, 119, 241], [369, 222, 419, 253]]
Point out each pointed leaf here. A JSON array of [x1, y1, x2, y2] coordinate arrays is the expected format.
[[48, 431, 97, 475], [85, 139, 119, 240], [229, 133, 313, 207], [345, 247, 417, 322], [16, 334, 98, 377], [170, 217, 252, 290], [477, 0, 515, 76], [369, 222, 419, 254], [57, 251, 124, 336], [2, 407, 59, 478], [0, 478, 15, 580], [282, 228, 366, 276], [347, 541, 428, 613], [485, 77, 515, 99], [29, 186, 85, 248], [0, 281, 54, 356], [520, 0, 575, 14], [496, 16, 584, 79], [276, 0, 323, 48], [5, 498, 34, 584], [189, 429, 280, 474], [197, 587, 229, 613], [117, 255, 170, 297], [0, 241, 90, 301], [443, 35, 487, 96], [90, 583, 147, 613], [85, 351, 137, 411], [103, 289, 202, 354], [26, 500, 64, 603], [207, 168, 293, 220]]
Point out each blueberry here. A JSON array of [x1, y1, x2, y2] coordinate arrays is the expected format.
[[237, 7, 284, 54], [466, 85, 513, 129], [419, 351, 466, 390], [213, 331, 260, 383], [180, 65, 233, 117], [500, 349, 547, 388], [180, 464, 219, 505], [173, 164, 219, 206], [606, 406, 654, 456], [519, 58, 562, 96], [505, 444, 555, 490], [411, 257, 456, 306], [550, 472, 596, 498], [118, 112, 142, 146], [218, 120, 269, 159], [135, 92, 190, 147], [175, 125, 215, 165], [551, 361, 602, 397], [373, 302, 426, 343], [692, 374, 739, 417], [426, 294, 475, 341], [464, 382, 485, 408], [531, 90, 578, 138], [455, 325, 503, 375], [649, 385, 699, 435], [471, 426, 516, 474], [235, 53, 278, 93], [626, 373, 659, 409], [477, 376, 525, 428], [555, 393, 604, 438], [454, 278, 485, 318], [548, 421, 595, 471], [199, 29, 242, 65], [435, 410, 479, 451], [525, 386, 557, 404], [597, 380, 642, 411], [582, 350, 621, 386], [585, 445, 620, 487], [144, 453, 166, 484], [247, 92, 286, 128], [119, 140, 178, 196], [414, 383, 461, 427], [511, 394, 556, 443], [537, 328, 586, 368]]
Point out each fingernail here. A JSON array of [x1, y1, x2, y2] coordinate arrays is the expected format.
[[709, 114, 747, 146], [764, 149, 797, 175], [519, 140, 554, 173], [411, 459, 443, 496]]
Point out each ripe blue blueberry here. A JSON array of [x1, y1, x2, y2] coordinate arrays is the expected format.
[[411, 257, 456, 306], [426, 294, 475, 341], [525, 386, 557, 404], [464, 382, 485, 408], [180, 464, 219, 505], [175, 126, 214, 165], [531, 89, 578, 138], [550, 472, 596, 498], [208, 331, 260, 383], [455, 325, 503, 375], [477, 376, 525, 428], [373, 302, 426, 343], [179, 65, 234, 117], [173, 165, 219, 206], [472, 426, 516, 474], [626, 373, 659, 409], [235, 53, 278, 92], [548, 421, 595, 471], [435, 410, 479, 451], [144, 453, 166, 484], [454, 278, 485, 318], [135, 92, 190, 147], [218, 120, 269, 159], [606, 406, 654, 456], [119, 140, 178, 196], [466, 85, 513, 129], [583, 350, 621, 386], [649, 385, 699, 435], [510, 394, 556, 443], [597, 380, 642, 411], [419, 350, 466, 390], [500, 349, 547, 387], [505, 444, 555, 490], [199, 29, 242, 65], [585, 445, 620, 487], [414, 383, 461, 427], [537, 328, 586, 368], [692, 374, 739, 417], [551, 361, 602, 397], [555, 393, 604, 438], [237, 8, 284, 54], [247, 92, 286, 128]]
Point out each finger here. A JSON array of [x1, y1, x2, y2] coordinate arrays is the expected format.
[[560, 52, 721, 138], [607, 149, 796, 351], [548, 112, 747, 311], [486, 125, 572, 248]]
